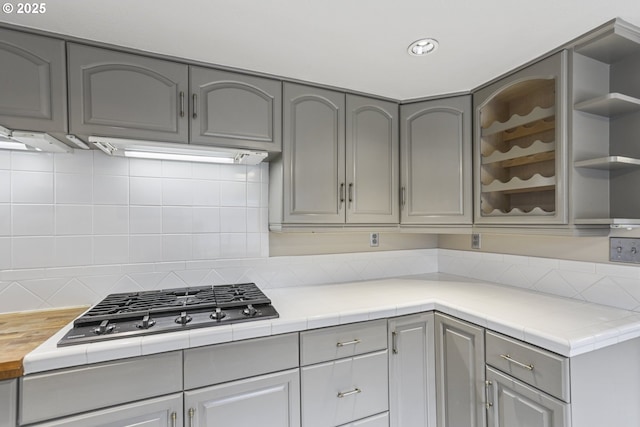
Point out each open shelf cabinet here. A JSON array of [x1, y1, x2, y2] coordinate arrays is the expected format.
[[571, 18, 640, 227], [474, 51, 567, 224]]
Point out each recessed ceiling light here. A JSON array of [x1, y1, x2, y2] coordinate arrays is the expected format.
[[408, 38, 439, 56]]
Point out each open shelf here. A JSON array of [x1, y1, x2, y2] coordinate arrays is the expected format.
[[483, 140, 556, 167], [482, 174, 556, 195], [574, 156, 640, 170], [574, 23, 640, 64], [482, 106, 556, 137], [574, 93, 640, 117], [574, 218, 640, 227]]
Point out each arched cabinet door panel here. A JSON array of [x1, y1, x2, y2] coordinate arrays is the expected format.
[[0, 28, 67, 133], [68, 43, 188, 142], [283, 83, 345, 224], [400, 95, 472, 225], [190, 67, 281, 151]]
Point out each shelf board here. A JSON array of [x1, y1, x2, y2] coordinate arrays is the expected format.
[[482, 207, 555, 217], [574, 156, 640, 170], [574, 218, 640, 228], [482, 106, 555, 137], [574, 24, 640, 64], [482, 140, 556, 167], [574, 93, 640, 117], [482, 174, 556, 195]]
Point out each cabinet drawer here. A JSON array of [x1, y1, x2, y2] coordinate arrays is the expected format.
[[337, 412, 389, 427], [300, 320, 387, 365], [20, 351, 182, 425], [486, 331, 569, 402], [301, 350, 389, 427], [0, 379, 16, 427], [184, 333, 298, 389]]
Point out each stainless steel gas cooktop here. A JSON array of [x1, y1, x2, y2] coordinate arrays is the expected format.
[[57, 283, 278, 346]]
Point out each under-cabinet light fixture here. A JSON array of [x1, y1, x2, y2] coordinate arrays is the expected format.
[[408, 38, 439, 56], [0, 125, 74, 153], [88, 136, 268, 165]]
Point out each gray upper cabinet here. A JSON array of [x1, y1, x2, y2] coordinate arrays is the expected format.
[[474, 51, 567, 225], [0, 28, 67, 133], [270, 83, 399, 229], [346, 95, 399, 224], [400, 95, 472, 225], [282, 82, 346, 224], [190, 67, 282, 151], [68, 43, 189, 143]]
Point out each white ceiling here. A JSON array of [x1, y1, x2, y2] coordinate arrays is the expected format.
[[2, 0, 640, 100]]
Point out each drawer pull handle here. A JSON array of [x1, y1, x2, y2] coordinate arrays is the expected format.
[[336, 339, 361, 347], [392, 331, 398, 354], [500, 354, 534, 371], [337, 388, 362, 398], [188, 407, 195, 427], [170, 411, 177, 427]]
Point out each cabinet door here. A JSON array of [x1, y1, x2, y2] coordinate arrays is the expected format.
[[190, 67, 282, 151], [0, 379, 16, 427], [388, 313, 436, 427], [346, 95, 399, 224], [400, 95, 472, 225], [283, 83, 346, 223], [68, 43, 188, 142], [184, 369, 300, 427], [486, 367, 570, 427], [0, 28, 67, 133], [435, 313, 486, 427], [31, 394, 183, 427]]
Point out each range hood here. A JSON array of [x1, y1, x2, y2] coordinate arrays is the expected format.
[[0, 125, 74, 153], [89, 136, 268, 165]]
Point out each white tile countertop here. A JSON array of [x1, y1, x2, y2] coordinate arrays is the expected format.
[[23, 273, 640, 374]]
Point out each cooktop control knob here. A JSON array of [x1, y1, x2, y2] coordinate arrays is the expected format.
[[136, 314, 156, 329], [93, 320, 115, 335], [175, 311, 192, 325], [242, 304, 258, 317], [211, 308, 226, 321]]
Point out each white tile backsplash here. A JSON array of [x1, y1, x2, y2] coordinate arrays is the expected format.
[[129, 177, 162, 205], [0, 170, 10, 202], [0, 204, 10, 236], [55, 205, 92, 235], [93, 205, 129, 235], [12, 205, 54, 236], [55, 173, 93, 204], [11, 151, 53, 172], [11, 171, 53, 203]]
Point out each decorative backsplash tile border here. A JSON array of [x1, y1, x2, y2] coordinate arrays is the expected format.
[[438, 249, 640, 312], [0, 249, 439, 313]]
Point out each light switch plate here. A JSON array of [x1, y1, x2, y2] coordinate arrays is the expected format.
[[610, 237, 640, 263]]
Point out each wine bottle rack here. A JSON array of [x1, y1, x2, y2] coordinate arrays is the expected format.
[[478, 75, 558, 220]]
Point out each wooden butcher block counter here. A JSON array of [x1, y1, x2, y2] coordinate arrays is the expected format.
[[0, 307, 87, 379]]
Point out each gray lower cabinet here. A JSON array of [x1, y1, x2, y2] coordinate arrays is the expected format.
[[486, 367, 568, 427], [29, 394, 183, 427], [400, 95, 472, 226], [184, 369, 300, 427], [434, 313, 486, 427], [0, 28, 67, 134], [0, 379, 17, 427], [19, 351, 183, 425], [301, 350, 389, 427], [68, 43, 189, 143], [300, 320, 389, 427], [388, 313, 436, 427], [271, 84, 399, 228], [190, 67, 282, 151]]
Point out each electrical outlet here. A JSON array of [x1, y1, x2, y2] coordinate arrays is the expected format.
[[370, 232, 379, 247], [471, 233, 481, 249], [610, 237, 640, 263]]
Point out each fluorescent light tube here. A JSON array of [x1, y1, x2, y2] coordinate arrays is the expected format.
[[0, 141, 31, 151], [123, 150, 235, 164]]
